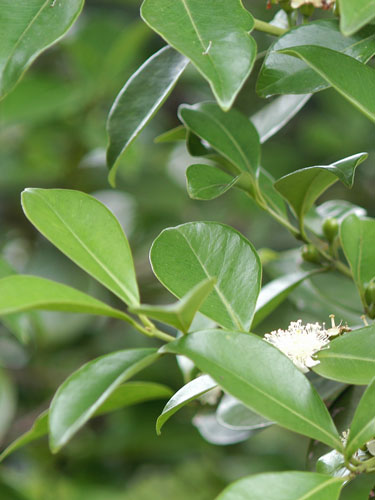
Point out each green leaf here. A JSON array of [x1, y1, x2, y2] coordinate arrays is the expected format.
[[251, 94, 311, 143], [141, 0, 256, 110], [186, 165, 239, 201], [279, 46, 375, 123], [339, 0, 375, 36], [216, 395, 272, 431], [316, 450, 347, 477], [252, 270, 319, 328], [0, 381, 171, 462], [216, 471, 344, 500], [340, 215, 375, 301], [0, 0, 84, 100], [179, 102, 261, 176], [256, 167, 288, 219], [193, 410, 251, 445], [340, 473, 375, 500], [314, 326, 375, 385], [346, 377, 375, 458], [129, 278, 215, 333], [274, 153, 367, 224], [0, 275, 131, 321], [21, 188, 139, 307], [156, 374, 217, 435], [0, 368, 16, 444], [154, 125, 186, 143], [150, 222, 261, 331], [106, 46, 188, 185], [257, 19, 375, 97], [164, 330, 342, 450], [49, 348, 159, 452]]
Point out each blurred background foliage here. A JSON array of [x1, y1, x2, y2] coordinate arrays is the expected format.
[[0, 0, 374, 498]]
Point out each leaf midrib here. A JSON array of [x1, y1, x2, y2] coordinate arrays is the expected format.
[[299, 477, 343, 500]]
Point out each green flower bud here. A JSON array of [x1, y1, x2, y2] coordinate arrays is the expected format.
[[368, 303, 375, 320], [301, 244, 320, 264], [322, 217, 339, 243], [365, 280, 375, 307], [300, 4, 315, 16]]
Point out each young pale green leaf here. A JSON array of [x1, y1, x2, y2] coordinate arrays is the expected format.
[[251, 94, 311, 144], [274, 153, 367, 223], [345, 377, 375, 459], [340, 215, 375, 299], [0, 0, 84, 100], [129, 278, 215, 333], [179, 102, 261, 176], [106, 46, 188, 185], [0, 368, 16, 443], [279, 46, 375, 123], [0, 381, 172, 462], [217, 394, 273, 431], [186, 165, 239, 201], [141, 0, 256, 110], [150, 222, 261, 331], [339, 0, 375, 36], [314, 326, 375, 385], [0, 275, 131, 322], [252, 271, 318, 328], [164, 330, 343, 450], [49, 348, 159, 452], [257, 19, 375, 97], [154, 125, 186, 143], [156, 374, 217, 435], [21, 188, 139, 307], [216, 471, 344, 500]]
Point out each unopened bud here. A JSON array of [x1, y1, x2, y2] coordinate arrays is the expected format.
[[322, 217, 339, 243], [365, 280, 375, 307], [301, 244, 321, 264]]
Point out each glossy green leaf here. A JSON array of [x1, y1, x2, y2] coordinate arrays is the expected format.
[[0, 275, 131, 322], [186, 165, 239, 201], [21, 188, 139, 307], [130, 278, 215, 333], [49, 348, 159, 452], [106, 46, 188, 185], [346, 377, 375, 458], [0, 381, 171, 462], [179, 102, 261, 176], [150, 222, 261, 331], [0, 368, 16, 444], [251, 94, 311, 143], [274, 153, 367, 224], [141, 0, 256, 110], [257, 19, 375, 97], [154, 125, 186, 143], [216, 471, 344, 500], [316, 450, 347, 477], [339, 0, 375, 36], [164, 330, 342, 450], [156, 374, 217, 435], [253, 270, 319, 328], [279, 46, 375, 123], [257, 167, 288, 219], [0, 0, 84, 100], [340, 215, 375, 300], [216, 394, 272, 431], [315, 326, 375, 385]]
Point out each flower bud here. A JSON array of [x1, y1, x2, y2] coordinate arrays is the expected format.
[[301, 244, 320, 264], [322, 217, 339, 243], [365, 280, 375, 307]]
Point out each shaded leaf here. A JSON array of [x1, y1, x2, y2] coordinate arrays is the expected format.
[[340, 473, 375, 500], [339, 0, 375, 36], [257, 167, 288, 219], [0, 368, 16, 444], [106, 46, 188, 185], [154, 125, 186, 143], [193, 411, 251, 445], [216, 394, 273, 431], [186, 165, 239, 201], [22, 188, 139, 306], [141, 0, 256, 110], [150, 222, 261, 331]]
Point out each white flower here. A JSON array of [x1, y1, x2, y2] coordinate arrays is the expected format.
[[264, 319, 330, 373], [291, 0, 334, 8], [367, 439, 375, 456]]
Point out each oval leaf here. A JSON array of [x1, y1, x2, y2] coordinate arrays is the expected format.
[[257, 19, 375, 97], [150, 222, 261, 331], [164, 330, 342, 450], [49, 348, 159, 452], [346, 376, 375, 459], [315, 326, 375, 385], [0, 0, 84, 100], [106, 46, 188, 185], [21, 188, 139, 306], [179, 102, 260, 176], [141, 0, 256, 110], [216, 471, 344, 500], [339, 0, 375, 36], [186, 165, 239, 201], [217, 394, 272, 431], [274, 153, 367, 223], [156, 374, 217, 435], [0, 275, 131, 322], [279, 45, 375, 123]]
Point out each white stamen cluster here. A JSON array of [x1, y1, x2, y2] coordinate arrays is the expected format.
[[264, 319, 330, 373], [291, 0, 334, 8]]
